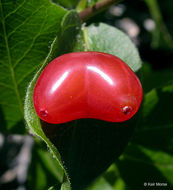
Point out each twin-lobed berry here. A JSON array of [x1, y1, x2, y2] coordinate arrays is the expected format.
[[33, 52, 143, 124]]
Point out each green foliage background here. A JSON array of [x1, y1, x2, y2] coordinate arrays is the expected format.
[[0, 0, 173, 189]]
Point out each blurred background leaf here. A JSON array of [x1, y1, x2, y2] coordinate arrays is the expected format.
[[142, 63, 173, 93], [145, 0, 173, 50], [27, 140, 63, 190], [115, 80, 173, 190]]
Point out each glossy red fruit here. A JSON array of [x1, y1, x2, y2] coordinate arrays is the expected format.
[[33, 52, 143, 124]]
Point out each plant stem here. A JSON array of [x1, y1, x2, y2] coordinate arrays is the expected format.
[[76, 0, 88, 12], [83, 27, 90, 51], [79, 0, 122, 22], [145, 0, 173, 49]]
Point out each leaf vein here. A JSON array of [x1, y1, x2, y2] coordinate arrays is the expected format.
[[13, 15, 47, 69], [17, 63, 42, 85], [7, 5, 45, 38], [0, 102, 19, 107], [0, 82, 14, 90], [4, 0, 26, 19], [0, 0, 23, 114], [0, 61, 9, 68]]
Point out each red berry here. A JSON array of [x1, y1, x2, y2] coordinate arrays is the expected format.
[[33, 52, 143, 124]]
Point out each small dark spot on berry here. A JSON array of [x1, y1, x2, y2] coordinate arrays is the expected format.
[[122, 106, 133, 115], [39, 109, 48, 117]]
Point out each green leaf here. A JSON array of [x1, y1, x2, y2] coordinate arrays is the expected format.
[[48, 182, 71, 190], [142, 63, 173, 93], [0, 0, 66, 133], [133, 82, 173, 153], [85, 23, 142, 72], [87, 163, 126, 190], [60, 182, 71, 190], [86, 177, 114, 190], [117, 144, 173, 189], [41, 118, 139, 190], [74, 23, 142, 72], [55, 11, 81, 55], [24, 10, 81, 190]]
